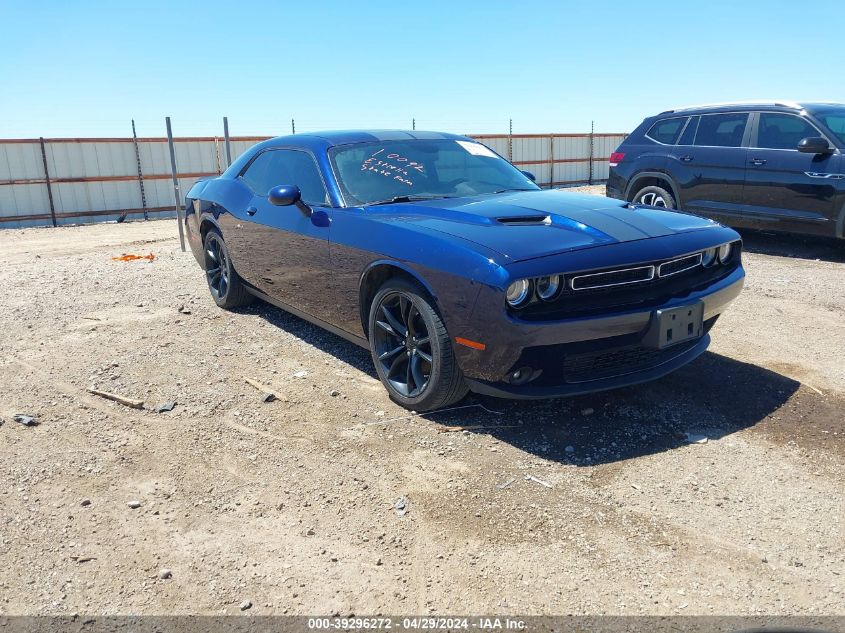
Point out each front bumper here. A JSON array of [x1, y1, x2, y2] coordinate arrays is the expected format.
[[465, 333, 711, 399], [453, 266, 744, 399]]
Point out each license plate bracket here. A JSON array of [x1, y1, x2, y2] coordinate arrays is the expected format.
[[644, 302, 704, 349]]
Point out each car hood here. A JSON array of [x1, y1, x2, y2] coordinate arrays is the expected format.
[[369, 190, 720, 263]]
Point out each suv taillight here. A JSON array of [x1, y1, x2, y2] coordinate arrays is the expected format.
[[609, 152, 625, 167]]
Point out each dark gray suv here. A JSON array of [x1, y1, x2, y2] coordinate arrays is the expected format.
[[606, 102, 845, 240]]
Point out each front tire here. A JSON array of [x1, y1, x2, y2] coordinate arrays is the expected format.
[[632, 185, 676, 209], [368, 278, 468, 412], [203, 229, 253, 309]]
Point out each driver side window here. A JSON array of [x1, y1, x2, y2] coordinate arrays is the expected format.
[[241, 149, 329, 205], [756, 113, 820, 150]]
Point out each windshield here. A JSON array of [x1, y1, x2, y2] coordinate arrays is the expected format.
[[328, 139, 539, 206], [818, 110, 845, 146]]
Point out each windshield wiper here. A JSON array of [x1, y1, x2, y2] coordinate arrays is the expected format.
[[367, 194, 452, 206], [492, 188, 536, 194]]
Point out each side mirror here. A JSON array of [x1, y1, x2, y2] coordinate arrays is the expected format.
[[268, 184, 312, 217], [268, 184, 301, 206], [797, 137, 832, 155], [521, 170, 536, 182]]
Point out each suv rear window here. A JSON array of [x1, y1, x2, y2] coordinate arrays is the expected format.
[[694, 113, 748, 147], [646, 117, 688, 144]]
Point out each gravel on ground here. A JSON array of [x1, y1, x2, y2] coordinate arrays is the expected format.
[[0, 188, 842, 615]]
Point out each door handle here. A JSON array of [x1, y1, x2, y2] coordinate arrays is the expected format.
[[749, 158, 767, 166], [246, 206, 258, 216], [679, 155, 693, 162]]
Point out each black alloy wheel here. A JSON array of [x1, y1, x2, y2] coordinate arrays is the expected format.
[[368, 278, 468, 411], [202, 229, 253, 309], [205, 232, 230, 301], [373, 291, 433, 398]]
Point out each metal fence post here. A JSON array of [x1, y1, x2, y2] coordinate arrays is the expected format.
[[38, 137, 57, 227], [588, 120, 595, 185], [165, 117, 186, 252], [223, 117, 232, 168], [131, 120, 148, 220], [508, 119, 513, 162], [548, 134, 554, 189]]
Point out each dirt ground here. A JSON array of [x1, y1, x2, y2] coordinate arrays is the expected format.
[[0, 186, 843, 616]]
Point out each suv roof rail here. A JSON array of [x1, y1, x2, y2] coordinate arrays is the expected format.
[[658, 100, 803, 115]]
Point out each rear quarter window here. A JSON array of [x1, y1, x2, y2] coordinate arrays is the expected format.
[[693, 113, 749, 147], [646, 117, 689, 145]]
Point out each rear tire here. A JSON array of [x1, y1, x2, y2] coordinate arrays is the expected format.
[[632, 185, 676, 209], [368, 278, 468, 412], [203, 229, 253, 309]]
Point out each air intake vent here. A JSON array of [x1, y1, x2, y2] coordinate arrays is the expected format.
[[496, 215, 550, 225]]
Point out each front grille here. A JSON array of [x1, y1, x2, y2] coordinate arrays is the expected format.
[[562, 338, 699, 382], [658, 253, 703, 277], [571, 265, 655, 290], [515, 245, 741, 322], [510, 317, 717, 386]]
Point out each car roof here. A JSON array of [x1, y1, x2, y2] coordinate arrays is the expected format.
[[221, 129, 479, 179], [259, 129, 470, 149], [657, 101, 804, 116], [656, 101, 845, 117]]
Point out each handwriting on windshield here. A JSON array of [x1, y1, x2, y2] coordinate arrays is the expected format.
[[361, 149, 425, 187]]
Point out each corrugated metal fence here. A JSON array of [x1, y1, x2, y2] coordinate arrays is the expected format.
[[0, 132, 626, 229]]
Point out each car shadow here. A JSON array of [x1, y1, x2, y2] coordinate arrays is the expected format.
[[242, 300, 800, 467], [430, 352, 801, 466], [737, 228, 845, 263]]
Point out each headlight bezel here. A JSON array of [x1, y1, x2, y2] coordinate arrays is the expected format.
[[536, 274, 562, 301], [506, 279, 532, 307], [717, 243, 733, 263]]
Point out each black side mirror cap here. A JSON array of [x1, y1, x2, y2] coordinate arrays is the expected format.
[[797, 137, 833, 155], [521, 170, 536, 182], [268, 184, 312, 217]]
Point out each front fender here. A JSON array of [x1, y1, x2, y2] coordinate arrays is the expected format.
[[329, 209, 505, 338], [359, 259, 440, 303]]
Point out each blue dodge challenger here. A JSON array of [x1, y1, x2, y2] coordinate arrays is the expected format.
[[185, 130, 744, 411]]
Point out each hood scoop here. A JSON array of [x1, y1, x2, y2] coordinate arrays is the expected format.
[[495, 215, 551, 226]]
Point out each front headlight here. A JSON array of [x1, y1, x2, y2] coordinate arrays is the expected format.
[[506, 279, 532, 307], [701, 248, 717, 267], [718, 243, 732, 263], [536, 275, 562, 301]]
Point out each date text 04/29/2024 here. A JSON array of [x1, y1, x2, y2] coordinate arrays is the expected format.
[[306, 617, 527, 630]]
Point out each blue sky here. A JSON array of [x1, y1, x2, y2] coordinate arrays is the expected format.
[[2, 0, 841, 138]]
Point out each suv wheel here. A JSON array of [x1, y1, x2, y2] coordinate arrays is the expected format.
[[632, 185, 676, 209], [368, 278, 468, 412]]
